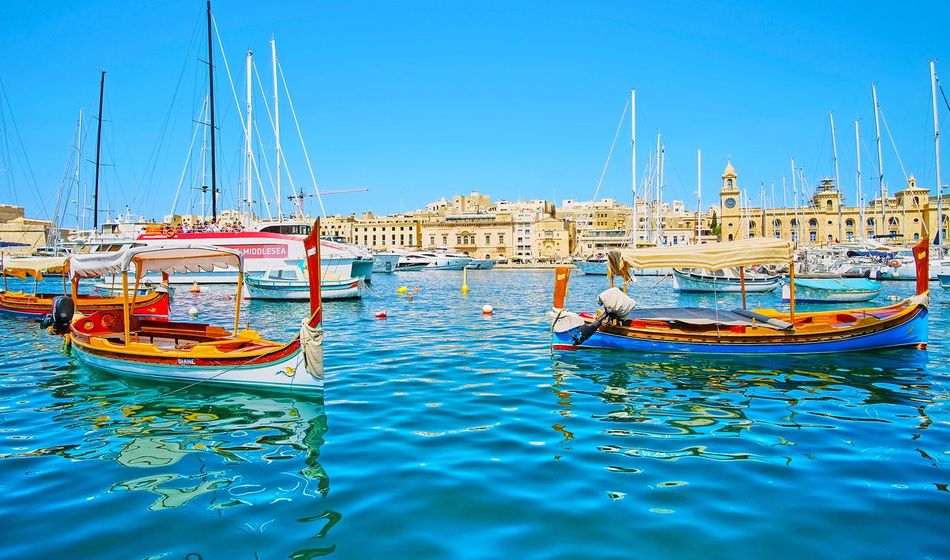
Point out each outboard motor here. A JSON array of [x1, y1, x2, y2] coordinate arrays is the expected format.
[[40, 296, 74, 335], [571, 287, 637, 346]]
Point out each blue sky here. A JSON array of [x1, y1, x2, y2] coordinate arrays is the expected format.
[[1, 1, 947, 226]]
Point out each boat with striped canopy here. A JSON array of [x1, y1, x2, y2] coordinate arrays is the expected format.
[[551, 237, 929, 355], [0, 256, 168, 317], [53, 220, 326, 393]]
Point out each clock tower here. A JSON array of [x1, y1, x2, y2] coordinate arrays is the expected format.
[[719, 162, 741, 241]]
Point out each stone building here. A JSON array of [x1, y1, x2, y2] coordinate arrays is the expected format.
[[718, 162, 944, 246], [0, 204, 54, 252]]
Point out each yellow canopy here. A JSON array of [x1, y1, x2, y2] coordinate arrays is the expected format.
[[1, 256, 68, 280], [607, 238, 794, 280]]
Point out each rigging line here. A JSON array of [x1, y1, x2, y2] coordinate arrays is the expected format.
[[592, 98, 630, 202], [171, 96, 207, 215], [0, 100, 17, 205], [211, 16, 248, 134], [939, 81, 950, 114], [0, 76, 48, 219], [250, 124, 273, 220], [878, 108, 909, 182], [252, 118, 277, 214], [278, 60, 325, 218], [141, 8, 202, 200]]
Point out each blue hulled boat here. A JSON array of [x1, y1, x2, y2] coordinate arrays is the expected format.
[[551, 237, 930, 356]]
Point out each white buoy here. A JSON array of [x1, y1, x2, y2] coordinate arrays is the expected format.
[[482, 304, 493, 315], [188, 306, 199, 317], [189, 281, 201, 294]]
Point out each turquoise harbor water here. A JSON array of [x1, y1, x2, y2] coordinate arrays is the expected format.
[[1, 271, 948, 559]]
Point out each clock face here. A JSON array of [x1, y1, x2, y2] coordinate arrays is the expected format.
[[724, 197, 736, 209]]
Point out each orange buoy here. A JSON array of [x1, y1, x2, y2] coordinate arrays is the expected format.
[[189, 282, 201, 294], [413, 287, 420, 293], [407, 294, 414, 301], [375, 310, 388, 319]]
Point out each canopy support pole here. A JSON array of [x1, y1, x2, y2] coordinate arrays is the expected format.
[[71, 277, 78, 302], [788, 258, 796, 321], [62, 269, 67, 296], [131, 261, 142, 308], [739, 267, 747, 309], [234, 271, 243, 334], [33, 275, 39, 295], [122, 270, 130, 347]]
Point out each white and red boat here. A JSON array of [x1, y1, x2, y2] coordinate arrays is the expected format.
[[134, 228, 357, 284]]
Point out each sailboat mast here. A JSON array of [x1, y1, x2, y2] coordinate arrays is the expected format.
[[855, 119, 864, 240], [206, 0, 218, 220], [696, 149, 701, 244], [791, 157, 799, 245], [76, 107, 85, 231], [654, 132, 661, 243], [245, 49, 254, 219], [658, 144, 665, 243], [630, 89, 636, 246], [272, 36, 282, 220], [830, 111, 842, 241], [932, 60, 943, 251], [872, 83, 886, 240], [93, 70, 105, 230]]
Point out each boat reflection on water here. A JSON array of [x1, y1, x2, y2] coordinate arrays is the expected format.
[[549, 348, 933, 463], [19, 366, 338, 558]]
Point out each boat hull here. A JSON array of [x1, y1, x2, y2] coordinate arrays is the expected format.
[[672, 270, 779, 293], [781, 278, 882, 303], [71, 338, 322, 392], [573, 260, 608, 275], [466, 259, 496, 270], [373, 254, 401, 273], [552, 303, 928, 355], [245, 277, 362, 301], [939, 274, 950, 289], [0, 289, 169, 317], [351, 259, 374, 281]]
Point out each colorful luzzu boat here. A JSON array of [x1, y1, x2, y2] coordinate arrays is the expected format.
[[52, 221, 326, 393], [780, 277, 882, 303], [551, 237, 929, 355], [0, 256, 168, 317]]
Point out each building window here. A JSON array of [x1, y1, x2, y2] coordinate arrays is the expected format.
[[430, 236, 436, 246], [498, 234, 505, 244], [773, 219, 782, 228], [810, 232, 817, 242], [888, 217, 899, 226], [867, 218, 875, 226], [808, 218, 818, 228], [442, 235, 448, 245], [845, 218, 855, 227], [826, 199, 833, 209]]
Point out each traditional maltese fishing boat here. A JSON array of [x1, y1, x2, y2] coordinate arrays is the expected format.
[[551, 237, 929, 355], [0, 256, 168, 317], [47, 221, 325, 392]]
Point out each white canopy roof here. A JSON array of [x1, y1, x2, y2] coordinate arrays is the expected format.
[[69, 245, 244, 279], [1, 256, 68, 279], [608, 238, 794, 280]]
